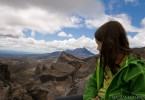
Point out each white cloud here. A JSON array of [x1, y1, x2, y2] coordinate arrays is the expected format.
[[124, 0, 139, 5], [124, 0, 138, 3], [0, 0, 144, 53], [128, 34, 145, 48], [108, 0, 119, 11], [0, 0, 103, 54], [0, 0, 104, 18], [141, 18, 145, 27], [31, 31, 35, 37], [0, 0, 104, 38], [85, 14, 140, 33], [0, 6, 83, 38], [131, 18, 145, 47], [0, 35, 98, 54], [58, 31, 73, 38]]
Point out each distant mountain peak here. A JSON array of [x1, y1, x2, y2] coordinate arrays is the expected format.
[[65, 47, 94, 59]]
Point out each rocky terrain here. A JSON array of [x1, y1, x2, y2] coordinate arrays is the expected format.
[[133, 47, 145, 58], [0, 47, 144, 100], [0, 49, 98, 100]]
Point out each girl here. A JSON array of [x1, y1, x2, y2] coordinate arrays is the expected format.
[[83, 21, 145, 100]]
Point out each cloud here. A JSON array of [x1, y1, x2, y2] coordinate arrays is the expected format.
[[0, 6, 83, 38], [0, 0, 104, 38], [124, 0, 139, 5], [58, 31, 73, 38], [108, 0, 120, 11], [0, 0, 144, 53], [129, 19, 145, 47], [141, 18, 145, 27], [0, 35, 98, 54], [0, 0, 104, 17], [124, 0, 138, 3], [128, 34, 145, 48], [85, 13, 140, 33]]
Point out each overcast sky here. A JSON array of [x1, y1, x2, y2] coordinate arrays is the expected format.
[[0, 0, 145, 54]]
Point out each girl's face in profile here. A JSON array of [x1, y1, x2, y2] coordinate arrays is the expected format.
[[96, 40, 102, 51]]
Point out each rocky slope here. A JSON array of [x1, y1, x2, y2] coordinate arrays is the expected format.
[[133, 47, 145, 58], [0, 51, 98, 100]]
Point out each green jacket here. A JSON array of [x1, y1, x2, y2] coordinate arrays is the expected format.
[[83, 54, 145, 100]]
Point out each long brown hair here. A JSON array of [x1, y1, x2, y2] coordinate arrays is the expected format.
[[95, 20, 133, 74]]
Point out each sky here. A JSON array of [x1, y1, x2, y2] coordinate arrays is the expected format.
[[0, 0, 145, 54]]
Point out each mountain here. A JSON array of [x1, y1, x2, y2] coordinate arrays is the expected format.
[[0, 48, 95, 59], [0, 50, 31, 55], [32, 48, 95, 59], [1, 46, 145, 60], [0, 50, 97, 100], [26, 51, 61, 59], [133, 47, 145, 58], [65, 47, 95, 59]]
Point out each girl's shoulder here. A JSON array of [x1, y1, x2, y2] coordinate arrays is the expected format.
[[128, 53, 145, 64], [124, 53, 145, 73]]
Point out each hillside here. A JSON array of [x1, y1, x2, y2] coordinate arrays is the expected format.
[[65, 47, 94, 59], [0, 48, 95, 60], [133, 47, 145, 58], [0, 51, 97, 100]]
